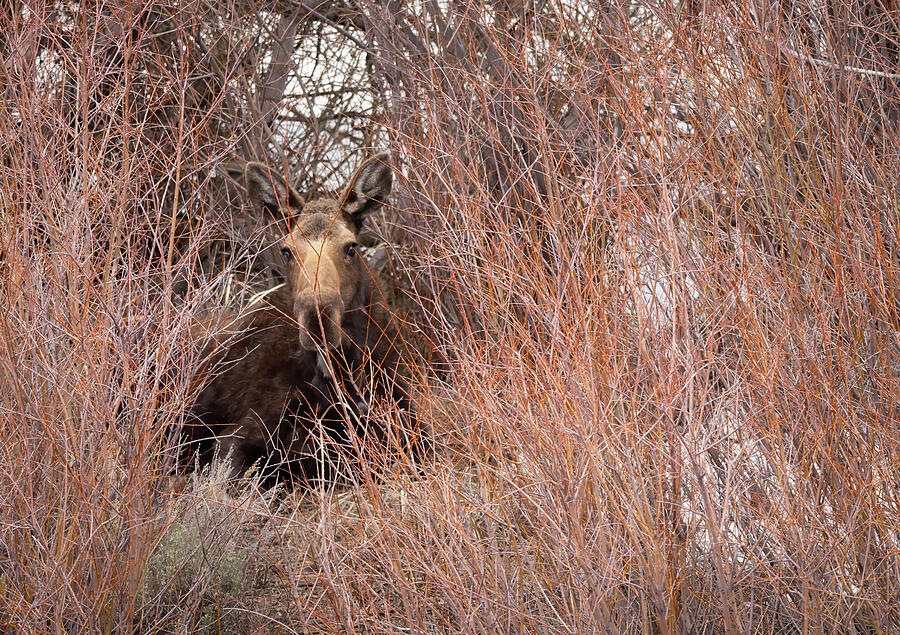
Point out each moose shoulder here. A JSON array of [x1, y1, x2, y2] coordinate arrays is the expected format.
[[183, 154, 427, 485]]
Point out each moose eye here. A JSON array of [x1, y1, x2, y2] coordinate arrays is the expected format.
[[280, 247, 293, 262], [345, 242, 359, 258]]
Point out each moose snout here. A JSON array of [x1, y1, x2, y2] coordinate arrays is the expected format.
[[296, 292, 342, 351]]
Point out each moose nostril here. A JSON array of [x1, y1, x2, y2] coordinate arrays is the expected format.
[[314, 296, 339, 319], [306, 312, 323, 334], [297, 295, 341, 348], [315, 302, 332, 317], [306, 306, 336, 332]]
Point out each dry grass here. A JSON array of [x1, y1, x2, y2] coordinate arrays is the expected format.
[[2, 0, 899, 632]]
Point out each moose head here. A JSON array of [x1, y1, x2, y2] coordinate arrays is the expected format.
[[242, 153, 393, 352]]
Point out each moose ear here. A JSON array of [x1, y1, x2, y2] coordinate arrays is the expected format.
[[244, 161, 304, 220], [341, 153, 393, 231]]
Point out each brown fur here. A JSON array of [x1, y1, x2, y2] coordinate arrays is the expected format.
[[182, 154, 427, 485]]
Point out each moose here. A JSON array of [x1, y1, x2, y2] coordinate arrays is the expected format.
[[182, 153, 428, 486]]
